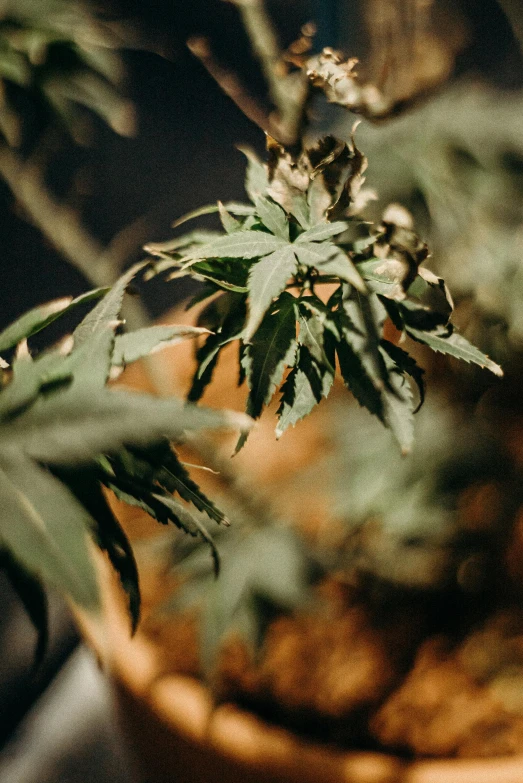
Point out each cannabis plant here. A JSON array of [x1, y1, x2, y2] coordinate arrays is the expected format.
[[147, 132, 501, 455]]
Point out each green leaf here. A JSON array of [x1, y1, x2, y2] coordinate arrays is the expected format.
[[276, 365, 315, 438], [180, 231, 287, 262], [0, 457, 100, 611], [218, 202, 242, 234], [134, 443, 229, 527], [381, 364, 415, 455], [244, 292, 298, 420], [145, 230, 222, 260], [275, 347, 332, 438], [189, 296, 246, 402], [112, 325, 209, 367], [1, 388, 251, 466], [254, 196, 289, 240], [381, 340, 425, 412], [315, 248, 366, 292], [244, 246, 297, 341], [71, 263, 147, 388], [0, 288, 108, 354], [172, 202, 255, 229], [73, 263, 144, 348], [177, 260, 248, 293], [407, 327, 503, 376], [336, 338, 384, 423], [295, 221, 349, 243], [0, 349, 71, 420], [150, 493, 220, 575]]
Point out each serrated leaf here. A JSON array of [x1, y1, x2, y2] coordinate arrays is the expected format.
[[150, 493, 219, 575], [297, 302, 334, 372], [254, 196, 289, 240], [381, 340, 425, 412], [189, 297, 246, 402], [381, 366, 415, 455], [174, 260, 248, 293], [180, 231, 287, 263], [276, 366, 315, 438], [244, 246, 297, 341], [218, 202, 242, 234], [135, 442, 229, 527], [73, 263, 145, 348], [0, 457, 100, 611], [172, 202, 255, 229], [295, 221, 349, 243], [357, 257, 410, 300], [336, 339, 384, 419], [0, 349, 72, 420], [407, 327, 503, 376], [244, 292, 298, 420], [275, 347, 332, 438], [400, 269, 454, 330], [0, 288, 107, 353], [112, 325, 209, 367]]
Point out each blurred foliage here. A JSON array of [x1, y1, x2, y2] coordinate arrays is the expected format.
[[0, 266, 247, 659], [0, 0, 134, 147]]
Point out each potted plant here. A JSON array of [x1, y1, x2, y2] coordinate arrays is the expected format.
[[3, 2, 523, 782]]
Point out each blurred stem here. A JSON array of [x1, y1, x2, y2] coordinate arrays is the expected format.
[[228, 0, 309, 146]]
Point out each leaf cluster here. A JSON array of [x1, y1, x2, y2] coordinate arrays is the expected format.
[[147, 134, 501, 454], [0, 264, 246, 659]]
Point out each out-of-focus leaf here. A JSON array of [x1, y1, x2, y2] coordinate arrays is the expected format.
[[112, 325, 209, 367], [0, 288, 107, 354], [0, 457, 100, 611]]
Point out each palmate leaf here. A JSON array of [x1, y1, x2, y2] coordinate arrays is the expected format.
[[381, 340, 425, 412], [407, 327, 503, 376], [295, 221, 349, 243], [218, 202, 242, 234], [132, 442, 229, 527], [244, 246, 297, 341]]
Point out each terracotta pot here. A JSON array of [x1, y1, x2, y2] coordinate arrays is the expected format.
[[76, 555, 523, 783]]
